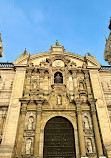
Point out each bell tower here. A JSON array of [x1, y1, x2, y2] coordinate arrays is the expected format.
[[0, 33, 3, 57], [104, 18, 111, 64]]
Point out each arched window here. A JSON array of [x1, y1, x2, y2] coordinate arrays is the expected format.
[[54, 72, 63, 84]]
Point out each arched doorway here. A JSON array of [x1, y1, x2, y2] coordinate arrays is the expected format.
[[43, 116, 76, 158]]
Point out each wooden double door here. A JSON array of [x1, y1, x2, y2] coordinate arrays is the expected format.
[[43, 116, 76, 158]]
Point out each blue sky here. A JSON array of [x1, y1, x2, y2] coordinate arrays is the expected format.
[[0, 0, 111, 65]]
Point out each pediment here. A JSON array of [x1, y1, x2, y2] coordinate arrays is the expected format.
[[13, 45, 101, 68]]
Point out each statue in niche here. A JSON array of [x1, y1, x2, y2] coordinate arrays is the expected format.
[[86, 139, 93, 153], [32, 79, 37, 89], [28, 116, 34, 130], [79, 82, 84, 90], [25, 138, 32, 154], [57, 95, 62, 105], [54, 73, 63, 83], [83, 116, 90, 129]]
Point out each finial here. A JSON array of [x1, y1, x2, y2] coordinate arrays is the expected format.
[[87, 52, 91, 56], [23, 48, 27, 54], [104, 35, 107, 41], [56, 40, 59, 46], [50, 45, 53, 51], [108, 17, 111, 30]]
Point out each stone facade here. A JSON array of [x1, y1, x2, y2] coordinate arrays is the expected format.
[[0, 42, 111, 158]]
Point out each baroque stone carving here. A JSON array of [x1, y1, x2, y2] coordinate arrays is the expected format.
[[25, 138, 32, 154], [83, 116, 90, 130], [57, 95, 62, 105], [32, 79, 37, 89], [52, 60, 64, 67], [54, 72, 63, 84], [79, 82, 84, 90], [86, 138, 93, 153], [27, 116, 34, 130]]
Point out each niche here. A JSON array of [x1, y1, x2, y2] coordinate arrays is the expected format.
[[54, 72, 63, 84]]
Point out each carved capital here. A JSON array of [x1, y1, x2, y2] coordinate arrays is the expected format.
[[19, 98, 30, 104], [34, 98, 46, 105], [74, 98, 83, 105], [21, 104, 27, 114], [2, 108, 7, 118], [76, 107, 82, 114], [83, 70, 89, 76], [39, 69, 45, 78], [20, 99, 30, 115], [88, 98, 97, 105], [71, 70, 77, 76], [37, 108, 42, 113], [88, 98, 97, 114]]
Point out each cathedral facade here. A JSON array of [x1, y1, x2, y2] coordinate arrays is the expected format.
[[0, 40, 111, 158]]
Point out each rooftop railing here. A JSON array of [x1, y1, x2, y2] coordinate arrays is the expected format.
[[0, 62, 14, 68], [101, 66, 111, 69]]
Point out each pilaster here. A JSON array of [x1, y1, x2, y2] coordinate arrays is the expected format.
[[15, 99, 30, 157], [88, 99, 104, 156], [34, 98, 45, 158], [72, 70, 77, 94], [0, 108, 7, 140], [89, 70, 111, 157], [0, 67, 26, 158], [75, 98, 86, 157]]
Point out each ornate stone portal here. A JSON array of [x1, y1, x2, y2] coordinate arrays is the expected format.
[[0, 42, 110, 158]]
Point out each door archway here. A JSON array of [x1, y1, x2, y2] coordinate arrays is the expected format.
[[43, 116, 76, 158]]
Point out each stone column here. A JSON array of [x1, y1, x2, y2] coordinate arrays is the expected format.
[[89, 99, 103, 156], [15, 99, 30, 157], [75, 99, 86, 157], [34, 98, 45, 158]]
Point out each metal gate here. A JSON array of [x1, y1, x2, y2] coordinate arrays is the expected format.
[[43, 116, 76, 158]]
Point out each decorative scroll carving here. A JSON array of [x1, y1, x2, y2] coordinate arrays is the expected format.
[[68, 61, 76, 69], [52, 60, 64, 67]]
